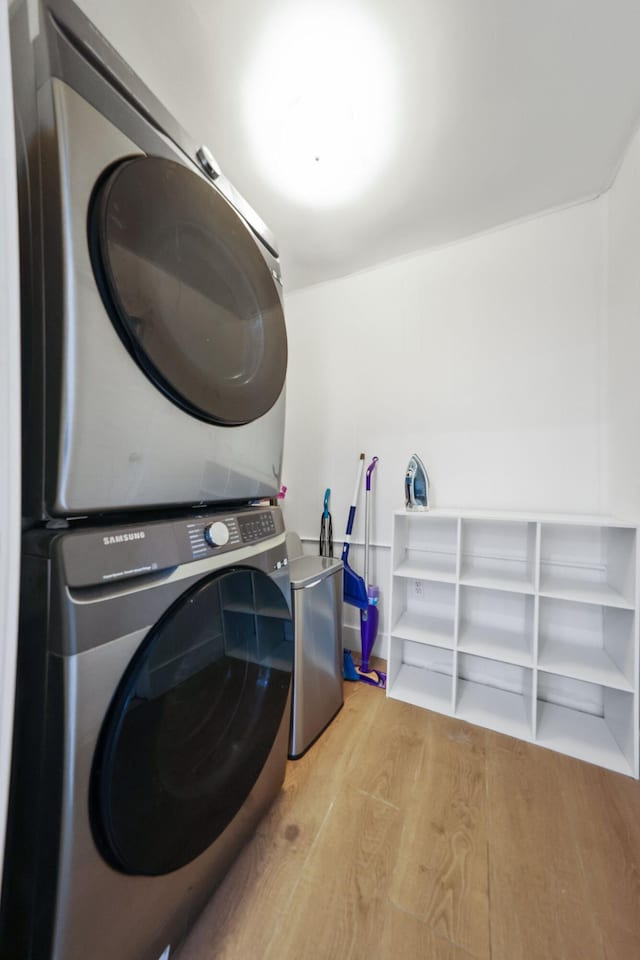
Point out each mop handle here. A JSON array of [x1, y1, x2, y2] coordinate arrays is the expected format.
[[323, 488, 330, 519], [350, 454, 366, 511], [365, 457, 378, 490], [342, 454, 365, 562], [364, 457, 378, 587]]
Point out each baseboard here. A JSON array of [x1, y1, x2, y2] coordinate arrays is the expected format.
[[343, 624, 388, 662]]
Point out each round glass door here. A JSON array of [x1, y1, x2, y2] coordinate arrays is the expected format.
[[90, 567, 293, 876], [89, 156, 287, 425]]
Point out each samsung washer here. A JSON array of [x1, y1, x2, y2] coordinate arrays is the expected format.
[[11, 0, 287, 525], [0, 506, 292, 960]]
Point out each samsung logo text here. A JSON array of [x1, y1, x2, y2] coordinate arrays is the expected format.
[[103, 532, 146, 546]]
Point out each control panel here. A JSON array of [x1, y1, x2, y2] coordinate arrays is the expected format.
[[59, 507, 285, 586], [238, 511, 276, 543], [184, 509, 280, 561]]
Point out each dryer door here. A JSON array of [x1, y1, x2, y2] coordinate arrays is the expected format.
[[89, 156, 287, 426], [90, 566, 293, 876]]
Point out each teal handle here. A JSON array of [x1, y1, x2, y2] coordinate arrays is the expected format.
[[323, 488, 331, 518]]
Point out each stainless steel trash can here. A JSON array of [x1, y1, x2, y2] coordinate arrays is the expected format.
[[288, 555, 344, 759]]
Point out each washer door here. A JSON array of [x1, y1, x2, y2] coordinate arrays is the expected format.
[[90, 567, 292, 876], [89, 157, 287, 426]]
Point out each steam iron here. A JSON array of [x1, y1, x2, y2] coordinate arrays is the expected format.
[[405, 455, 430, 510]]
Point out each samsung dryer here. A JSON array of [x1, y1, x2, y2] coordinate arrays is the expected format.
[[11, 0, 287, 524], [0, 506, 292, 960]]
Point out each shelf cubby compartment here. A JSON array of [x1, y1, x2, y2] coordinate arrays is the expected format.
[[393, 514, 458, 583], [391, 577, 455, 650], [459, 519, 536, 594], [458, 585, 535, 666], [388, 638, 454, 714], [537, 672, 636, 776], [455, 653, 534, 740], [539, 523, 636, 609], [538, 597, 635, 691]]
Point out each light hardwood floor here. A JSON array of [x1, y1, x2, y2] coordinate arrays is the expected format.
[[179, 679, 640, 960]]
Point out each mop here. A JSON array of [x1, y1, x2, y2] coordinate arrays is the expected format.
[[321, 489, 354, 675], [319, 488, 333, 557], [341, 455, 368, 681], [341, 454, 385, 687], [356, 457, 386, 687]]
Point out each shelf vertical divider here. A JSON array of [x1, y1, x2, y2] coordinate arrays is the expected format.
[[386, 512, 397, 698], [452, 518, 462, 713], [386, 513, 402, 696], [531, 521, 542, 738]]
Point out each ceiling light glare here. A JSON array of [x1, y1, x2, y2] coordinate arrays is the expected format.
[[244, 1, 396, 207]]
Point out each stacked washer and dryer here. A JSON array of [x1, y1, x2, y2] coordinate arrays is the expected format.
[[1, 2, 292, 958]]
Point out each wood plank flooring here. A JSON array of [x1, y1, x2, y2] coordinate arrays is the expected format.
[[178, 680, 640, 960]]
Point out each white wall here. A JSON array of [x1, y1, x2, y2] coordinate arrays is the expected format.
[[0, 0, 22, 892], [606, 124, 640, 521], [282, 199, 608, 654]]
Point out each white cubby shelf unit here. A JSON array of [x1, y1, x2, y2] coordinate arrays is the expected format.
[[388, 510, 640, 778]]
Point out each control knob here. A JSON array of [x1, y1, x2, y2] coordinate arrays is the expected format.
[[204, 521, 230, 548]]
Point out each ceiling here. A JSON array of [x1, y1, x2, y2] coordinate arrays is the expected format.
[[78, 0, 640, 291]]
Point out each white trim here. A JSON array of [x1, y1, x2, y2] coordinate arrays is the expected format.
[[298, 535, 391, 550], [0, 0, 21, 887]]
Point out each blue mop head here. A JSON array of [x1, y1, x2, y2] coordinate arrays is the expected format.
[[343, 650, 359, 682]]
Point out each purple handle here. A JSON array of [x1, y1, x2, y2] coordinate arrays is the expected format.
[[365, 456, 379, 491], [344, 505, 357, 537]]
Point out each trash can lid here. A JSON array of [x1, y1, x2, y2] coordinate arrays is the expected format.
[[289, 555, 343, 589]]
